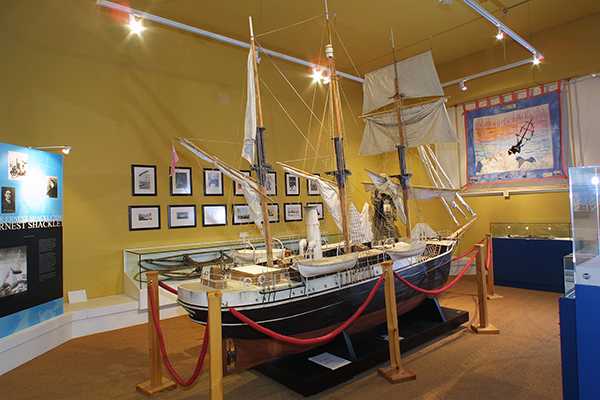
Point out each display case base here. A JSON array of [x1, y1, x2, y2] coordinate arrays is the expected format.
[[253, 299, 468, 397]]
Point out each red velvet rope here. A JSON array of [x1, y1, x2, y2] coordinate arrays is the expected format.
[[451, 246, 476, 262], [227, 273, 385, 346], [148, 286, 209, 387], [393, 251, 477, 295], [159, 280, 178, 295]]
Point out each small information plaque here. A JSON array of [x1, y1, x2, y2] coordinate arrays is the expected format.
[[308, 352, 351, 370]]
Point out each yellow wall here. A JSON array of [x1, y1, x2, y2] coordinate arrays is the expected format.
[[0, 1, 594, 298]]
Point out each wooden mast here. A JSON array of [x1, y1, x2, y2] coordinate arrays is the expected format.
[[249, 17, 274, 267], [324, 2, 352, 252], [390, 30, 412, 239]]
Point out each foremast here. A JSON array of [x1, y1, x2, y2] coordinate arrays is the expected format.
[[390, 30, 412, 239], [324, 2, 352, 252], [249, 17, 275, 268]]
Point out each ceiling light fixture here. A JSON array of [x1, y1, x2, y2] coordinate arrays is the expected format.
[[96, 0, 362, 83], [128, 13, 144, 35], [462, 0, 543, 62], [438, 0, 453, 5], [32, 146, 72, 155], [460, 80, 467, 91], [496, 27, 504, 40]]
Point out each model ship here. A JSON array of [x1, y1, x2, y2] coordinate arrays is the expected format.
[[172, 5, 476, 375]]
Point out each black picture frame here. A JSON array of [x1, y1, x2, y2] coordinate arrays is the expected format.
[[267, 203, 279, 223], [234, 170, 251, 196], [285, 173, 300, 196], [284, 203, 303, 222], [170, 166, 192, 196], [168, 205, 196, 228], [204, 169, 223, 196], [202, 204, 227, 226], [265, 171, 277, 196], [232, 204, 252, 225], [129, 205, 161, 230], [307, 202, 324, 220], [307, 174, 320, 196], [131, 165, 157, 196]]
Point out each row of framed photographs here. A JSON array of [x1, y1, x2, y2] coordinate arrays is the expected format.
[[129, 202, 324, 231], [132, 164, 320, 197]]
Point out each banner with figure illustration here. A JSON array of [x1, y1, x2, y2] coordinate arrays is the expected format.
[[465, 85, 565, 188], [0, 142, 63, 339]]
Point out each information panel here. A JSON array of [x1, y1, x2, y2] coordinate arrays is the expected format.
[[0, 143, 63, 339]]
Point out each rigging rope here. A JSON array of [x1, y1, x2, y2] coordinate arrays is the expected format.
[[147, 286, 209, 387], [227, 273, 385, 345], [394, 251, 476, 295]]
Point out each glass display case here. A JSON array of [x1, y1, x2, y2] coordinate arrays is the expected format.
[[490, 222, 571, 239], [490, 222, 572, 293], [569, 165, 600, 287], [123, 232, 341, 299]]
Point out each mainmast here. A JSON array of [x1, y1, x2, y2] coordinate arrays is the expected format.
[[390, 30, 412, 239], [324, 2, 352, 252], [249, 17, 274, 267]]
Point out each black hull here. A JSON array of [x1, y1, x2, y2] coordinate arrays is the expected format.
[[179, 249, 452, 339]]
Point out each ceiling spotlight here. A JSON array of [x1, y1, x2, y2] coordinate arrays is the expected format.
[[532, 56, 541, 65], [496, 27, 504, 40], [460, 80, 467, 91], [312, 68, 331, 84], [129, 13, 144, 35], [438, 0, 453, 4]]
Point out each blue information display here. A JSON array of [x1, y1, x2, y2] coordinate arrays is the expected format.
[[0, 143, 63, 339]]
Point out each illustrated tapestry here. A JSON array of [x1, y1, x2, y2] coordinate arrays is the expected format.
[[465, 85, 565, 188]]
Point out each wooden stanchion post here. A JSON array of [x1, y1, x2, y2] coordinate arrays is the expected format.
[[377, 261, 416, 383], [207, 290, 223, 400], [486, 233, 503, 300], [137, 271, 177, 397], [470, 244, 499, 334]]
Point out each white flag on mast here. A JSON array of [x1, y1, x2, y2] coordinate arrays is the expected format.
[[242, 48, 257, 164]]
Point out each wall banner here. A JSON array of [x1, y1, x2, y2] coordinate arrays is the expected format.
[[465, 85, 565, 187], [0, 143, 63, 339]]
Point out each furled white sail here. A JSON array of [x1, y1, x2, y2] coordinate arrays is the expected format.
[[277, 162, 344, 233], [176, 137, 266, 234], [242, 48, 257, 165], [362, 51, 444, 115], [360, 98, 457, 156]]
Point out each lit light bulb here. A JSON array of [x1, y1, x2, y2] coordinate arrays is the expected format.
[[129, 14, 144, 35], [496, 29, 504, 40], [460, 80, 467, 91]]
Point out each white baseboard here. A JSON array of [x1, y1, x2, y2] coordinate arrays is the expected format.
[[0, 290, 187, 376]]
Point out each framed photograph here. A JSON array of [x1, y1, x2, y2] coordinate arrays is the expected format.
[[284, 203, 303, 222], [129, 206, 160, 230], [232, 204, 252, 225], [285, 173, 300, 196], [307, 174, 320, 196], [202, 204, 227, 226], [267, 203, 279, 223], [131, 165, 157, 196], [234, 170, 251, 196], [265, 171, 277, 196], [168, 205, 196, 228], [307, 202, 324, 220], [204, 169, 223, 196], [170, 167, 192, 196]]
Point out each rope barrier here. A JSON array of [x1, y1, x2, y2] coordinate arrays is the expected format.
[[147, 286, 209, 387], [159, 280, 178, 295], [227, 273, 385, 345], [393, 251, 477, 295], [451, 246, 475, 262]]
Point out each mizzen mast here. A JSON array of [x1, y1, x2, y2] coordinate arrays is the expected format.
[[324, 2, 352, 252], [249, 17, 274, 267], [390, 30, 412, 239]]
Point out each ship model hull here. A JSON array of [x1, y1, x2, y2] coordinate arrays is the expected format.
[[178, 242, 453, 374]]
